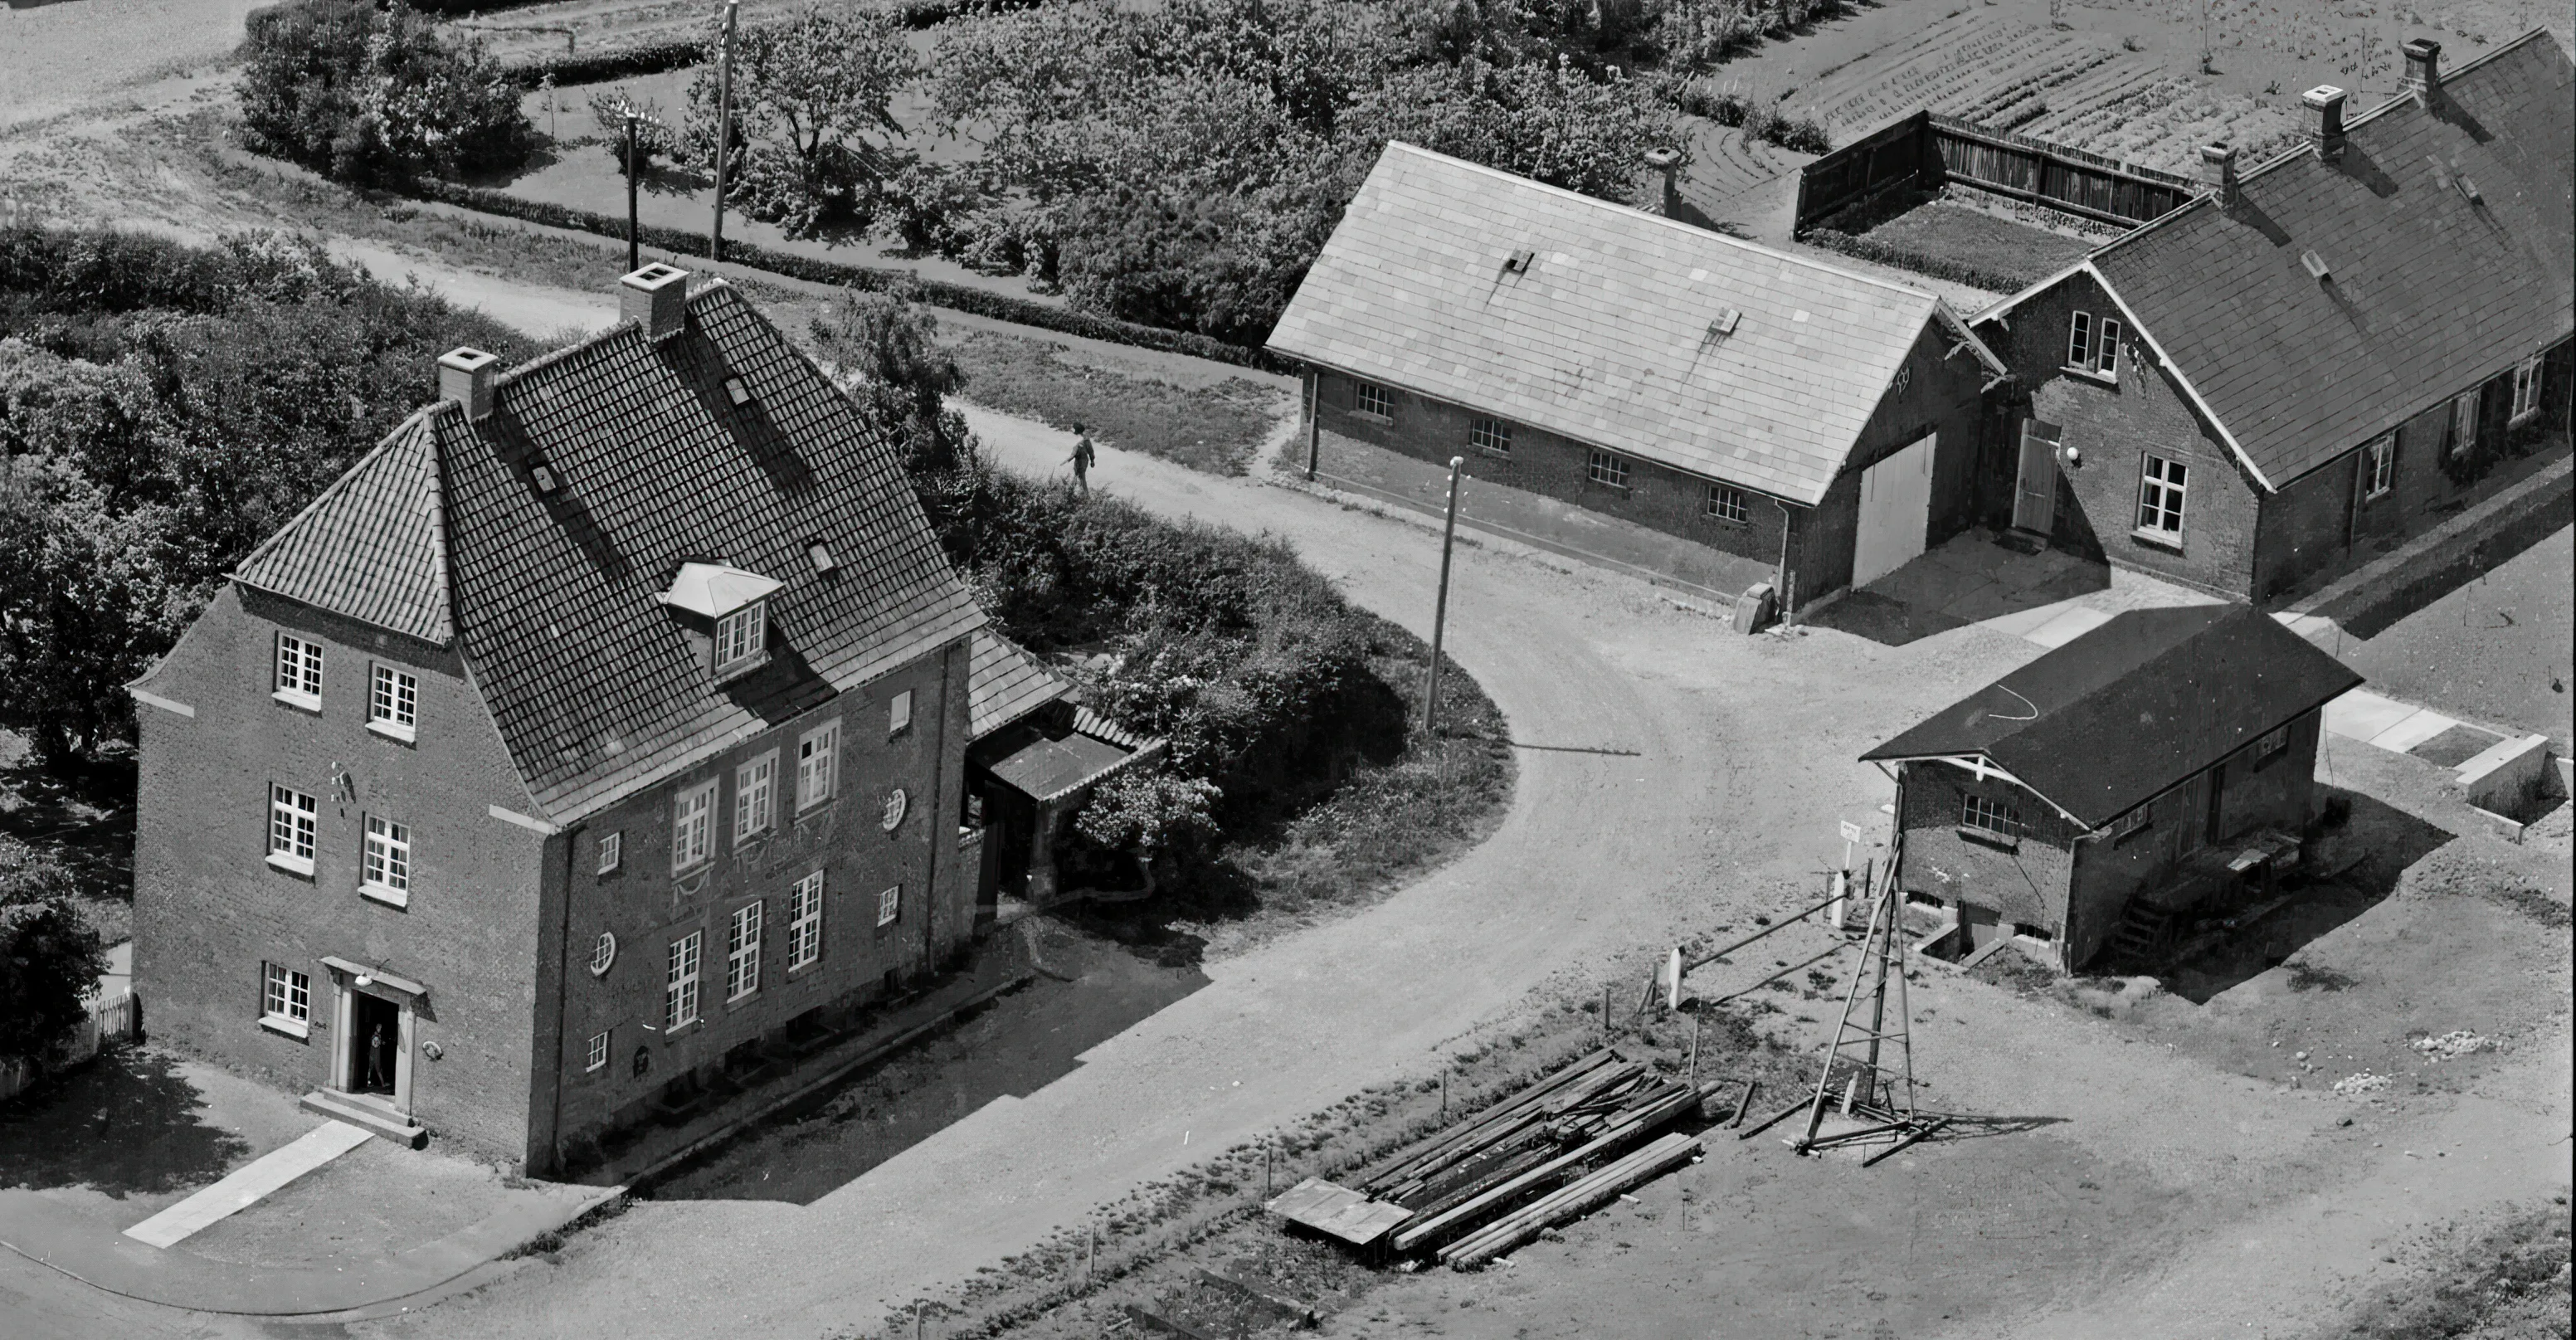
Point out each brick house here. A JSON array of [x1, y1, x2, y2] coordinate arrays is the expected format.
[[126, 266, 993, 1172], [1970, 34, 2574, 604], [1268, 143, 2009, 612], [1863, 605, 2362, 972]]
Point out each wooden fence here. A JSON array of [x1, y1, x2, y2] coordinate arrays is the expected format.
[[0, 987, 138, 1105], [1795, 110, 2199, 234]]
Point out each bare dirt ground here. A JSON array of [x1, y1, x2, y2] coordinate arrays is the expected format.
[[0, 0, 261, 131]]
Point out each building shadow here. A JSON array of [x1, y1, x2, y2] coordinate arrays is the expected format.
[[1807, 532, 2112, 648], [2149, 787, 2455, 1005], [0, 1050, 251, 1198], [1806, 587, 1968, 646]]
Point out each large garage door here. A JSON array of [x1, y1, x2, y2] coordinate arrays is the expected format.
[[1853, 431, 1936, 588]]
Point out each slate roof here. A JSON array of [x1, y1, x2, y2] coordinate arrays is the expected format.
[[1265, 143, 2002, 507], [233, 417, 452, 646], [1863, 606, 2363, 827], [230, 279, 984, 823], [2067, 32, 2574, 489], [968, 630, 1068, 739]]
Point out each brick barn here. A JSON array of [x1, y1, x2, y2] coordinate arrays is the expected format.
[[127, 266, 999, 1172], [1863, 605, 2362, 972], [1268, 142, 2009, 612], [1969, 33, 2574, 604]]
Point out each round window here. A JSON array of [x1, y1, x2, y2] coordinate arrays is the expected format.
[[588, 930, 617, 977], [882, 787, 908, 832]]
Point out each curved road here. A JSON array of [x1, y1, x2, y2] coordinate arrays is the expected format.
[[363, 415, 2033, 1339]]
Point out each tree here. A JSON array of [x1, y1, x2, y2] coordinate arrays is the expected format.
[[0, 840, 110, 1067], [587, 90, 675, 178], [684, 8, 918, 236], [806, 285, 974, 475], [237, 0, 532, 184]]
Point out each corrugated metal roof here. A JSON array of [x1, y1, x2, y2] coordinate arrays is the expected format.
[[231, 414, 452, 646], [968, 629, 1068, 739], [1266, 142, 1959, 506]]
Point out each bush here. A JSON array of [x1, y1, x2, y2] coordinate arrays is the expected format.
[[237, 0, 533, 184], [0, 840, 110, 1066]]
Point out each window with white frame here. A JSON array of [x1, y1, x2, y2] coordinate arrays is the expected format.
[[671, 779, 717, 872], [2449, 388, 2481, 456], [368, 664, 418, 738], [665, 931, 702, 1029], [1705, 483, 1750, 524], [597, 831, 622, 875], [586, 1030, 610, 1072], [2136, 454, 2187, 537], [362, 816, 411, 904], [589, 930, 617, 977], [1354, 381, 1393, 418], [261, 962, 310, 1033], [796, 721, 840, 811], [1960, 792, 2020, 839], [1468, 417, 1512, 456], [725, 901, 762, 1001], [2095, 318, 2121, 378], [733, 752, 777, 843], [275, 633, 324, 707], [876, 884, 901, 928], [889, 689, 913, 737], [1586, 451, 1629, 489], [713, 601, 767, 678], [787, 871, 824, 970], [2067, 310, 2093, 370], [2362, 433, 2395, 499], [2510, 354, 2544, 423], [268, 784, 318, 873]]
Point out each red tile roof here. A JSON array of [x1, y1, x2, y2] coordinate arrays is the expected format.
[[2077, 32, 2573, 489], [231, 279, 984, 822]]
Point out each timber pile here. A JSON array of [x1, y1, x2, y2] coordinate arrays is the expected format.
[[1340, 1050, 1716, 1269]]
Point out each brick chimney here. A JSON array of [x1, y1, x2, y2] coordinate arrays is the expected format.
[[2199, 144, 2239, 208], [2302, 85, 2348, 164], [1643, 147, 1682, 218], [2402, 38, 2442, 104], [621, 263, 689, 341], [438, 347, 499, 421]]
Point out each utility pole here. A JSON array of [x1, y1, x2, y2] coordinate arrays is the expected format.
[[710, 0, 740, 262], [1303, 370, 1322, 481], [1422, 456, 1463, 735], [625, 113, 642, 274]]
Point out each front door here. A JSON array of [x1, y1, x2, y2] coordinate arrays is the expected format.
[[1853, 431, 1937, 587], [348, 992, 402, 1098], [2014, 421, 2061, 534]]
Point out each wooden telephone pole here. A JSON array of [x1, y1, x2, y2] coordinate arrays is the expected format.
[[1422, 456, 1464, 734], [709, 0, 740, 261]]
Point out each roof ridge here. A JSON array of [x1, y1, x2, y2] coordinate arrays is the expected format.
[[1379, 141, 1942, 312]]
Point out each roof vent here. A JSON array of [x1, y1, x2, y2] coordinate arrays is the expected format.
[[1500, 248, 1536, 278], [2455, 174, 2481, 203], [806, 538, 837, 574], [723, 375, 752, 407], [532, 463, 560, 493], [437, 347, 499, 422], [2300, 249, 2331, 280], [621, 263, 689, 342], [1707, 308, 1742, 340]]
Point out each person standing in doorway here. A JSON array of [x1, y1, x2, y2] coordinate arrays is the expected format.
[[367, 1024, 390, 1090], [1068, 423, 1096, 495]]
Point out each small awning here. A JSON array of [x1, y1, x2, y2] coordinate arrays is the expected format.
[[1267, 1178, 1414, 1246], [986, 729, 1152, 805], [319, 956, 427, 1002]]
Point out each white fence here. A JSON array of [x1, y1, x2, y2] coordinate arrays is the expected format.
[[0, 987, 138, 1105]]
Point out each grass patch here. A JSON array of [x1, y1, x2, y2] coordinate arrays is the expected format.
[[946, 329, 1286, 476], [1860, 200, 2092, 289], [2326, 1200, 2571, 1340]]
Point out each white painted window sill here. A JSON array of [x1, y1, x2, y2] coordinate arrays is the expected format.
[[368, 719, 417, 743], [260, 1014, 310, 1040], [359, 884, 411, 909], [2130, 526, 2185, 551], [2060, 365, 2119, 387], [272, 689, 322, 713], [266, 851, 315, 877]]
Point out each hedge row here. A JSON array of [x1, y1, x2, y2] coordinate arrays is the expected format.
[[491, 0, 1048, 85], [1798, 228, 2029, 295], [399, 177, 1293, 372]]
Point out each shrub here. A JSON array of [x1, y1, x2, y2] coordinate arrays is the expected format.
[[0, 839, 110, 1066], [237, 0, 533, 184], [587, 90, 675, 176]]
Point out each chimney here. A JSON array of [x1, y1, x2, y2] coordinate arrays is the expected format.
[[2402, 38, 2441, 103], [621, 263, 689, 341], [2302, 85, 2348, 164], [1643, 147, 1681, 218], [437, 347, 499, 421], [2199, 144, 2239, 208]]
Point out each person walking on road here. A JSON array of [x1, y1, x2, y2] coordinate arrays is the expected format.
[[1068, 423, 1096, 495]]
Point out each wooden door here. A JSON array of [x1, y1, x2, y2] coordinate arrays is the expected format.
[[1853, 431, 1937, 587], [2014, 420, 2061, 534]]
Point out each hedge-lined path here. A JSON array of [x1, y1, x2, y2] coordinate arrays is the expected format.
[[360, 398, 2048, 1340]]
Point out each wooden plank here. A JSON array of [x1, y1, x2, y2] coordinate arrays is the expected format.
[[1736, 1094, 1816, 1140], [1355, 1050, 1614, 1191], [1862, 1117, 1950, 1167], [1390, 1084, 1704, 1253], [1442, 1135, 1702, 1269]]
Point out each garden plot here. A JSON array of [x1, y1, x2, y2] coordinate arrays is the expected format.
[[441, 0, 884, 66]]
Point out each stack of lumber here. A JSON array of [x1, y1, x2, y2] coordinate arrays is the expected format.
[[1339, 1050, 1717, 1264], [1439, 1133, 1702, 1269]]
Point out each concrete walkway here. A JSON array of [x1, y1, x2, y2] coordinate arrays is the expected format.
[[122, 1121, 372, 1249]]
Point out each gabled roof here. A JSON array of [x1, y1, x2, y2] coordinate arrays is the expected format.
[[968, 629, 1067, 739], [234, 279, 983, 823], [660, 563, 782, 618], [1863, 606, 2363, 827], [233, 415, 452, 646], [2058, 32, 2574, 489], [1265, 143, 2003, 507]]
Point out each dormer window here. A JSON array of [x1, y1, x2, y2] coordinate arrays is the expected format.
[[660, 561, 784, 684]]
